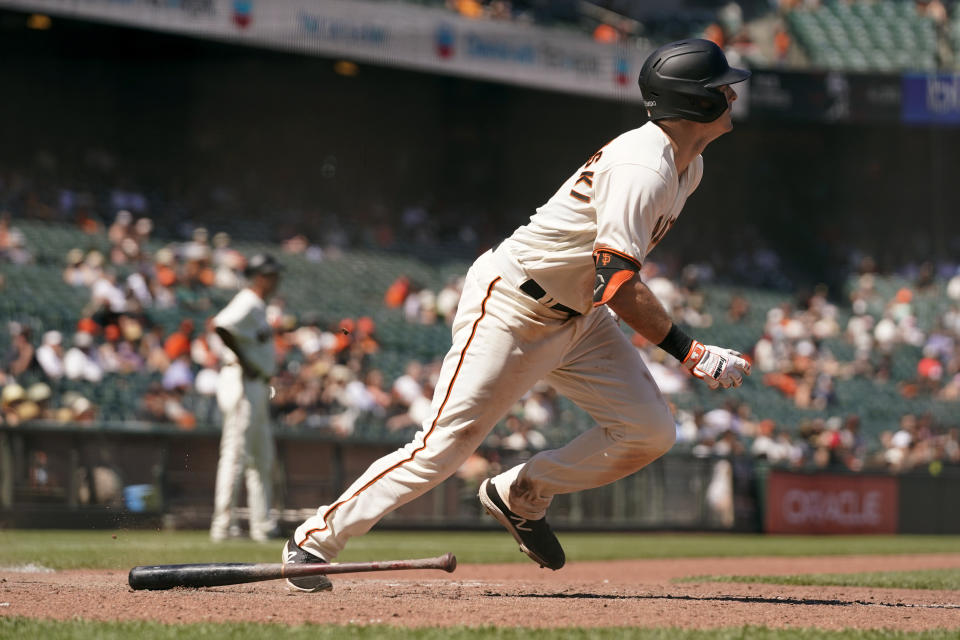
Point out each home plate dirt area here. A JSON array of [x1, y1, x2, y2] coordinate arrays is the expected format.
[[2, 555, 959, 630]]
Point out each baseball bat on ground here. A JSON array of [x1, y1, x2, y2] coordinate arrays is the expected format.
[[128, 552, 457, 590]]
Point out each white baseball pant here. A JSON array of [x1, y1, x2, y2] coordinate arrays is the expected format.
[[211, 364, 276, 541], [296, 250, 675, 560]]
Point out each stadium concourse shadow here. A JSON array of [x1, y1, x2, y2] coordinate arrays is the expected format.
[[484, 592, 960, 610]]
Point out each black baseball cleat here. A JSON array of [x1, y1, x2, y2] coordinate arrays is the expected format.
[[282, 536, 333, 592], [478, 478, 565, 570]]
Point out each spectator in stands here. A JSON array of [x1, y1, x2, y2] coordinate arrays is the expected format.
[[773, 24, 791, 63], [384, 275, 411, 309], [750, 418, 777, 459], [163, 388, 197, 430], [97, 324, 122, 374], [0, 214, 31, 265], [386, 360, 435, 432], [362, 369, 392, 411], [1, 383, 26, 425], [917, 0, 948, 25], [129, 214, 151, 244], [57, 389, 94, 423], [499, 414, 547, 452], [916, 345, 945, 393], [488, 0, 512, 20], [712, 429, 745, 457], [727, 292, 750, 323], [90, 268, 127, 316], [392, 361, 425, 408], [164, 319, 195, 362], [64, 331, 104, 383], [20, 382, 53, 422], [63, 249, 87, 287], [436, 277, 464, 324], [138, 382, 168, 423], [36, 330, 65, 380], [107, 209, 133, 262], [81, 250, 106, 287], [593, 22, 621, 44], [212, 231, 244, 289], [520, 382, 555, 430], [351, 316, 380, 358], [177, 249, 214, 311], [162, 355, 195, 392], [703, 22, 726, 49], [5, 324, 37, 378], [448, 0, 485, 19]]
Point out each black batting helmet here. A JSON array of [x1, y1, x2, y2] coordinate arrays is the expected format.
[[638, 39, 750, 123], [244, 253, 283, 278]]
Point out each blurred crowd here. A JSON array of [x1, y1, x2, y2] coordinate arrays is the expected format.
[[751, 257, 960, 402], [674, 398, 959, 475], [659, 254, 960, 474], [384, 274, 464, 326], [2, 205, 960, 476], [440, 0, 767, 65]]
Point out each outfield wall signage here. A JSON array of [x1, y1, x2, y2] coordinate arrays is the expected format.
[[765, 471, 899, 534], [0, 0, 657, 104], [902, 73, 960, 125], [749, 70, 901, 124]]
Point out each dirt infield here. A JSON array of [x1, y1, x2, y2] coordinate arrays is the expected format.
[[2, 554, 960, 630]]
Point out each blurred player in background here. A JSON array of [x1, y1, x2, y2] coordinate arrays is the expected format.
[[209, 254, 283, 543], [283, 39, 752, 590]]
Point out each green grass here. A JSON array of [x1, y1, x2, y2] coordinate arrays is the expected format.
[[1, 530, 960, 571], [0, 619, 958, 640], [679, 568, 960, 591]]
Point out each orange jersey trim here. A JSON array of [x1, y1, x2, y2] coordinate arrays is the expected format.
[[300, 276, 502, 546]]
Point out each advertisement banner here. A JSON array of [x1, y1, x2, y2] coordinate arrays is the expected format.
[[902, 73, 960, 125], [749, 70, 901, 124], [765, 471, 898, 534], [847, 73, 901, 123], [748, 71, 829, 121], [0, 0, 655, 104]]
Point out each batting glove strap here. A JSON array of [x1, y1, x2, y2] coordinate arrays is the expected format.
[[682, 340, 751, 390]]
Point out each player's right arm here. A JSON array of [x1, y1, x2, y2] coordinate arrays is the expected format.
[[214, 296, 269, 382], [606, 275, 750, 390], [593, 164, 748, 390], [214, 326, 268, 382]]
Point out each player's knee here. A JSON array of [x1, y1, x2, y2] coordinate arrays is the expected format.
[[622, 404, 675, 457], [647, 409, 677, 456]]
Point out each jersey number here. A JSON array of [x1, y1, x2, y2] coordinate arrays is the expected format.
[[569, 147, 604, 204], [650, 215, 675, 247]]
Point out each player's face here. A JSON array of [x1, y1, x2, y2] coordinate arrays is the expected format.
[[258, 273, 280, 298], [716, 85, 737, 130], [700, 85, 737, 141]]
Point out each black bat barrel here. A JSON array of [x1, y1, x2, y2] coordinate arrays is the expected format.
[[129, 562, 278, 590]]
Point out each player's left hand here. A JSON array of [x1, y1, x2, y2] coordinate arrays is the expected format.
[[682, 341, 751, 390]]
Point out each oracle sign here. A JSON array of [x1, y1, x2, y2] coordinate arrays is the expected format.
[[766, 471, 898, 534]]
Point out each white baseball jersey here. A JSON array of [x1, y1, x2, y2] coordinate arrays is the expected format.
[[210, 287, 276, 542], [295, 122, 700, 564], [213, 288, 275, 376], [497, 121, 703, 314]]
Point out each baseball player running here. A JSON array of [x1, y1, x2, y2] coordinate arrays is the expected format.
[[210, 253, 283, 543], [283, 39, 752, 590]]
